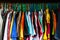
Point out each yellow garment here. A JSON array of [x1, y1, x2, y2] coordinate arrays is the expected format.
[[43, 22, 47, 40], [19, 12, 24, 40], [10, 14, 14, 40], [45, 9, 50, 39], [46, 9, 50, 23]]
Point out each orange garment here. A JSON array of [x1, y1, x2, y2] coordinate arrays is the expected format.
[[19, 12, 24, 40], [53, 11, 57, 32]]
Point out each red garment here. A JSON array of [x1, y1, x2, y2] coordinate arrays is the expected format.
[[47, 23, 50, 35], [37, 12, 43, 39], [46, 23, 50, 39], [7, 16, 11, 40]]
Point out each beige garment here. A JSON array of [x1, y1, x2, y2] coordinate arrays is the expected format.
[[0, 8, 3, 40], [17, 11, 21, 37]]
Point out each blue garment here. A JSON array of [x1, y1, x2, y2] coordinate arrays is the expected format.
[[26, 11, 35, 36], [11, 14, 18, 40], [55, 9, 60, 40]]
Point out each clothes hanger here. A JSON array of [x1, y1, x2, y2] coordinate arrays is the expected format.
[[21, 4, 26, 12]]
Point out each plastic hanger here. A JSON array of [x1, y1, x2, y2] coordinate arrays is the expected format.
[[21, 4, 26, 12]]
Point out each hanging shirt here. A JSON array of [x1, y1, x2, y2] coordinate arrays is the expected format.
[[45, 9, 50, 39], [7, 13, 11, 40], [24, 11, 30, 36], [19, 12, 24, 40], [10, 12, 14, 40], [32, 11, 39, 40], [53, 11, 57, 32], [43, 22, 47, 40], [3, 11, 11, 40], [1, 10, 8, 40], [25, 11, 35, 36], [11, 11, 18, 40], [17, 11, 21, 37], [38, 9, 44, 32], [32, 12, 36, 35], [37, 11, 43, 40], [0, 8, 3, 40], [55, 8, 60, 40]]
